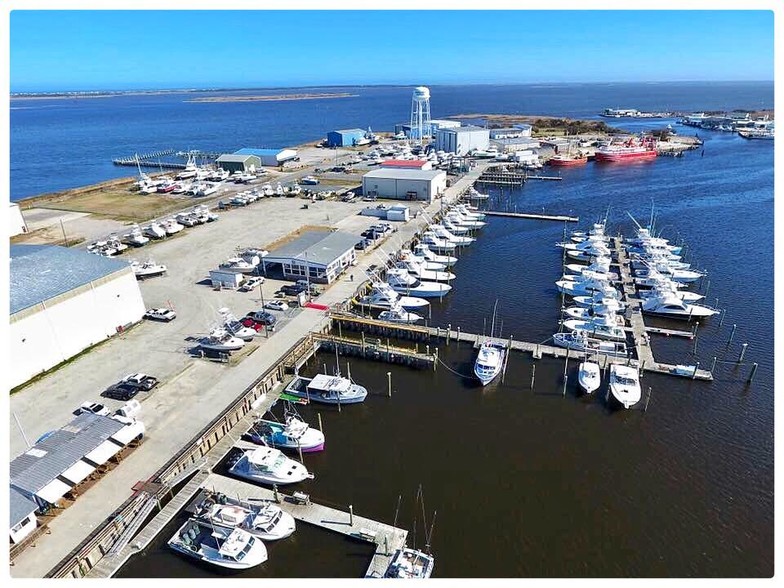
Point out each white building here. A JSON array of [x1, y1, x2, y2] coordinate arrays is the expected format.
[[10, 245, 147, 389], [429, 119, 461, 134], [435, 125, 490, 156], [10, 488, 38, 545], [10, 203, 28, 237], [264, 229, 358, 284], [362, 169, 447, 203]]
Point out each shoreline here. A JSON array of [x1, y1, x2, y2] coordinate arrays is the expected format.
[[184, 92, 358, 103]]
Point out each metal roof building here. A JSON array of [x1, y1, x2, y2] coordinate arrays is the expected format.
[[264, 229, 358, 284], [216, 153, 262, 173], [10, 487, 38, 544], [10, 245, 146, 389], [435, 125, 490, 156], [326, 128, 366, 147], [362, 169, 447, 203], [234, 148, 298, 167]]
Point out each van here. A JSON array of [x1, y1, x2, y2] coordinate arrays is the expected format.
[[114, 399, 142, 419]]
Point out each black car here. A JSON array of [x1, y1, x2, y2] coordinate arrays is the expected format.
[[244, 311, 278, 326], [280, 284, 307, 296], [101, 383, 140, 401], [354, 239, 370, 250]]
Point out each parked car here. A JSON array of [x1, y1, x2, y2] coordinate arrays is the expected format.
[[239, 318, 265, 332], [73, 401, 110, 417], [295, 280, 320, 295], [243, 311, 277, 328], [280, 283, 307, 296], [355, 239, 370, 250], [264, 299, 289, 312], [121, 373, 159, 391], [143, 307, 177, 322], [101, 383, 140, 401], [239, 276, 265, 292]]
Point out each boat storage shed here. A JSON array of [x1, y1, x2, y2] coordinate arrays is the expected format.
[[362, 169, 447, 202], [327, 128, 366, 147], [435, 125, 490, 156], [216, 153, 262, 173], [234, 148, 298, 167], [9, 245, 146, 389], [264, 229, 357, 284]]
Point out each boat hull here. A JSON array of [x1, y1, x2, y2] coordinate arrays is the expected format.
[[594, 150, 657, 163]]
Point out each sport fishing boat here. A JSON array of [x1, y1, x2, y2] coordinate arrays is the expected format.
[[465, 186, 489, 200], [190, 491, 296, 541], [594, 135, 657, 163], [143, 221, 167, 239], [562, 314, 627, 342], [168, 518, 268, 570], [284, 373, 368, 404], [609, 364, 642, 409], [640, 293, 719, 320], [358, 282, 430, 310], [130, 259, 167, 279], [387, 268, 452, 299], [219, 308, 258, 341], [228, 446, 314, 485], [413, 243, 458, 266], [121, 224, 150, 247], [429, 224, 475, 247], [573, 292, 627, 309], [199, 328, 246, 352], [563, 301, 624, 320], [398, 249, 448, 272], [248, 413, 325, 453], [420, 230, 457, 253], [555, 276, 619, 298], [384, 547, 435, 579], [552, 331, 628, 357], [638, 284, 705, 303], [379, 303, 424, 324], [578, 360, 601, 394], [395, 257, 455, 282]]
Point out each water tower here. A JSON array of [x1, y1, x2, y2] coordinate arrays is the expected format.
[[409, 86, 432, 147]]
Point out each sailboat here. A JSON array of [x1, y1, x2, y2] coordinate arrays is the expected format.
[[473, 301, 506, 386], [383, 487, 435, 579]]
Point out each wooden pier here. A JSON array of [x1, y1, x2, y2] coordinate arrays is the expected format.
[[311, 331, 436, 369], [483, 210, 580, 223], [201, 473, 408, 579]]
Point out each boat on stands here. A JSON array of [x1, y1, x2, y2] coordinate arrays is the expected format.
[[122, 225, 150, 247], [220, 257, 258, 274], [199, 328, 246, 352], [130, 259, 167, 279], [160, 218, 184, 235], [143, 221, 167, 239], [608, 364, 642, 409]]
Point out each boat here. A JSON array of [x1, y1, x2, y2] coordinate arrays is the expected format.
[[561, 315, 627, 342], [219, 308, 258, 341], [420, 230, 457, 253], [473, 301, 506, 386], [284, 374, 368, 404], [191, 491, 296, 541], [465, 186, 489, 200], [453, 204, 486, 221], [229, 446, 313, 485], [640, 293, 719, 320], [378, 303, 424, 324], [555, 276, 619, 298], [428, 224, 474, 246], [412, 243, 457, 267], [548, 154, 588, 167], [199, 328, 246, 352], [122, 225, 150, 247], [160, 218, 184, 235], [384, 547, 435, 579], [552, 331, 628, 357], [220, 257, 258, 274], [248, 412, 325, 453], [633, 265, 704, 284], [358, 281, 430, 310], [299, 175, 319, 185], [564, 261, 617, 280], [563, 301, 624, 320], [395, 258, 455, 282], [130, 259, 167, 279], [577, 360, 601, 394], [594, 136, 657, 163], [399, 250, 447, 272], [386, 268, 452, 299], [638, 285, 704, 303], [608, 364, 642, 409], [441, 217, 472, 235], [105, 236, 129, 255], [143, 221, 167, 239], [573, 292, 627, 309], [168, 518, 268, 569], [445, 211, 485, 229]]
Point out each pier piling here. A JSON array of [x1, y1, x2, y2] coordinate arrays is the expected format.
[[692, 361, 700, 380], [738, 343, 748, 363], [719, 309, 726, 328], [387, 372, 392, 398], [748, 362, 758, 383], [318, 413, 323, 433], [711, 356, 717, 373], [349, 505, 354, 526], [728, 324, 737, 344], [562, 375, 568, 397], [644, 387, 652, 412], [530, 365, 536, 390]]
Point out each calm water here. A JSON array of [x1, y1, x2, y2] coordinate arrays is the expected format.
[[21, 83, 773, 577]]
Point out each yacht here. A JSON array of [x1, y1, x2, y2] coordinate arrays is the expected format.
[[429, 224, 474, 246], [395, 258, 455, 282], [249, 414, 325, 453], [199, 328, 246, 352], [573, 292, 627, 309], [384, 547, 435, 579], [379, 303, 424, 324], [608, 364, 642, 409], [191, 491, 296, 541], [634, 265, 704, 284], [638, 285, 704, 303], [229, 446, 313, 485], [220, 257, 258, 274], [552, 331, 628, 357], [420, 231, 457, 253], [640, 293, 719, 320], [578, 360, 601, 394], [399, 249, 447, 271], [387, 268, 452, 299], [447, 211, 485, 229], [555, 276, 619, 298], [441, 217, 472, 235], [358, 282, 430, 310], [412, 243, 458, 267], [143, 221, 167, 239], [473, 339, 505, 386], [130, 259, 167, 279], [561, 314, 627, 342], [561, 269, 619, 284], [466, 186, 489, 200], [284, 374, 368, 405], [122, 225, 150, 247], [219, 308, 257, 341], [453, 204, 486, 221], [564, 259, 617, 279], [563, 300, 624, 320], [160, 218, 184, 235], [168, 518, 268, 570]]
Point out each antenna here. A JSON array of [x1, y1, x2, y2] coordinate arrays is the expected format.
[[626, 211, 643, 231], [425, 510, 437, 555], [392, 494, 402, 529]]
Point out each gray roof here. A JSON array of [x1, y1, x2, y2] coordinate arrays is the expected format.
[[440, 125, 488, 133], [10, 245, 132, 315], [363, 169, 446, 180], [330, 128, 365, 135], [10, 413, 124, 495], [216, 154, 258, 163], [10, 487, 39, 526], [265, 230, 358, 267]]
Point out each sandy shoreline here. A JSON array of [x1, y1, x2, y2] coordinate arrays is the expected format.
[[184, 92, 358, 103]]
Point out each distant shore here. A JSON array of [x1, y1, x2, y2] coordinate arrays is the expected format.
[[184, 93, 358, 103]]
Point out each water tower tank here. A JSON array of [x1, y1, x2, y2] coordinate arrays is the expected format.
[[410, 86, 432, 147], [413, 86, 431, 101]]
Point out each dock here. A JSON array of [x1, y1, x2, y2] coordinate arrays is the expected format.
[[483, 210, 580, 223]]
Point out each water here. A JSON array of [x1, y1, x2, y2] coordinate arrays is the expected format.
[[10, 81, 772, 200], [14, 83, 773, 577]]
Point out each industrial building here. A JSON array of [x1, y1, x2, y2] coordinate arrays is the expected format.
[[380, 159, 433, 170], [362, 169, 447, 203], [10, 203, 28, 236], [326, 129, 367, 147], [490, 137, 541, 153], [216, 153, 262, 173], [393, 119, 460, 139], [9, 412, 145, 523], [234, 148, 298, 167], [10, 245, 147, 389], [263, 229, 358, 284], [489, 127, 532, 140], [435, 125, 490, 156]]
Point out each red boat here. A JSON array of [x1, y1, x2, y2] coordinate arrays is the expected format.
[[595, 136, 658, 163], [548, 155, 588, 167]]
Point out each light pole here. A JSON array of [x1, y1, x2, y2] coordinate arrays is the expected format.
[[258, 283, 268, 338]]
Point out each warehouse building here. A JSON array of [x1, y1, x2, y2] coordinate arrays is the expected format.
[[362, 169, 447, 203], [216, 153, 262, 173], [435, 126, 490, 156], [10, 203, 28, 236], [233, 148, 298, 167], [380, 159, 433, 170], [326, 128, 367, 147], [490, 137, 542, 153], [10, 412, 145, 517], [489, 127, 532, 140], [263, 229, 358, 284], [10, 245, 146, 389]]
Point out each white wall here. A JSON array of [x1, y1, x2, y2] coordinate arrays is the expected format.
[[9, 271, 146, 388], [10, 512, 37, 544], [9, 203, 27, 236], [362, 174, 446, 202]]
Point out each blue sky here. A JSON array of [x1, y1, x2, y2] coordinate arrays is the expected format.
[[9, 10, 775, 91]]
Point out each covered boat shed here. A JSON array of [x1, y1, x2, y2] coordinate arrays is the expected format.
[[216, 153, 262, 173], [263, 229, 358, 284], [234, 148, 298, 167]]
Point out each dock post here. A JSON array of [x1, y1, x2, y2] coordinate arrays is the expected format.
[[323, 362, 328, 375], [387, 339, 390, 355], [297, 440, 303, 464], [530, 364, 536, 390], [347, 362, 352, 382], [273, 484, 279, 503], [719, 308, 725, 328], [748, 362, 758, 383], [338, 321, 342, 338], [318, 413, 323, 432], [457, 326, 461, 342], [710, 356, 717, 374], [563, 348, 569, 379], [738, 343, 748, 363], [562, 374, 568, 397], [728, 324, 737, 344], [703, 279, 710, 297], [434, 347, 438, 371], [349, 504, 354, 526], [692, 333, 698, 355], [387, 372, 392, 397], [447, 323, 451, 345], [692, 361, 700, 380], [385, 535, 389, 555], [361, 331, 365, 351], [644, 387, 652, 412]]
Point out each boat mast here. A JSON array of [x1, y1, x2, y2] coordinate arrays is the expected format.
[[489, 299, 499, 339], [425, 510, 437, 556], [392, 494, 402, 529]]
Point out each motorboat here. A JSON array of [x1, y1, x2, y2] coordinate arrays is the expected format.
[[261, 183, 275, 197], [420, 231, 457, 253], [395, 258, 455, 282], [378, 303, 424, 324], [441, 217, 472, 235], [564, 259, 616, 278], [560, 269, 619, 284], [640, 293, 719, 320], [384, 547, 435, 579], [561, 315, 627, 342], [399, 250, 447, 272], [195, 183, 219, 197], [143, 221, 167, 239], [168, 518, 268, 569], [193, 204, 218, 222], [474, 340, 506, 386], [638, 285, 704, 303], [176, 212, 199, 227], [274, 183, 285, 196], [555, 276, 619, 298], [299, 175, 319, 185], [446, 210, 485, 228], [191, 491, 296, 541], [609, 364, 642, 409], [453, 204, 486, 220], [229, 446, 313, 485], [552, 331, 628, 357], [570, 222, 607, 243], [412, 243, 457, 267], [284, 374, 368, 404], [220, 257, 258, 274], [566, 249, 611, 262], [386, 268, 452, 299], [219, 308, 258, 341], [160, 218, 184, 235], [130, 259, 167, 279], [465, 186, 489, 200], [199, 328, 246, 352], [573, 292, 626, 309], [563, 301, 624, 320], [358, 282, 430, 310], [249, 414, 325, 453], [578, 360, 601, 394], [429, 224, 474, 246], [122, 225, 150, 247], [634, 265, 704, 284], [105, 236, 129, 255]]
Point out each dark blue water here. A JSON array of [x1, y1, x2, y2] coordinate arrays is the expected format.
[[10, 82, 773, 200]]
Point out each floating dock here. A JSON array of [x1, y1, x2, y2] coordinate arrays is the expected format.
[[483, 210, 579, 223]]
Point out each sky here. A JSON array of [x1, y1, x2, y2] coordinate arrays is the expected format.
[[7, 9, 776, 92]]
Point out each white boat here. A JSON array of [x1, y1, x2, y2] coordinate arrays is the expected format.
[[429, 224, 474, 246], [399, 250, 447, 271], [638, 286, 704, 303], [560, 269, 619, 284], [218, 308, 257, 341], [176, 212, 199, 227], [441, 217, 472, 235], [564, 259, 617, 279], [563, 301, 624, 320], [474, 340, 505, 386], [299, 175, 319, 185], [379, 303, 423, 324], [386, 268, 452, 299], [640, 293, 719, 320], [384, 547, 435, 579], [192, 491, 296, 541], [578, 361, 601, 394], [105, 236, 129, 255], [412, 243, 457, 267], [160, 218, 184, 235], [552, 331, 628, 357], [395, 258, 455, 282], [453, 204, 486, 221], [168, 519, 268, 569], [466, 186, 489, 200], [556, 277, 620, 298], [420, 231, 457, 253], [358, 282, 430, 310], [229, 447, 313, 485], [130, 259, 167, 279], [634, 265, 704, 284], [573, 292, 627, 309], [561, 315, 627, 342], [249, 413, 325, 453], [274, 183, 285, 196], [284, 374, 368, 405], [122, 225, 150, 247], [143, 221, 167, 239], [261, 183, 275, 197], [220, 257, 258, 274], [199, 328, 246, 352], [609, 364, 642, 409]]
